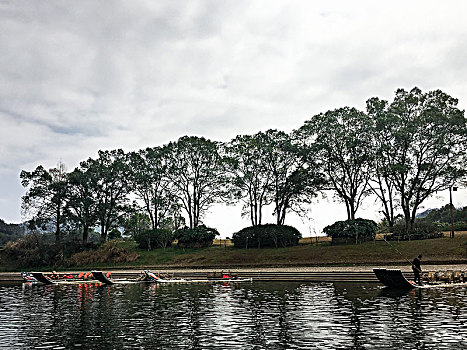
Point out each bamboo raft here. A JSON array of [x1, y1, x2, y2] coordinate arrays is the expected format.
[[21, 270, 253, 285], [373, 268, 467, 289]]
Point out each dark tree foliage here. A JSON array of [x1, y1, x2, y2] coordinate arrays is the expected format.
[[232, 224, 302, 248], [122, 211, 151, 237], [2, 233, 90, 268], [368, 87, 467, 231], [20, 162, 68, 241], [0, 219, 24, 236], [0, 219, 24, 246], [225, 130, 325, 227], [367, 98, 398, 230], [128, 147, 180, 230], [388, 221, 441, 241], [418, 205, 467, 231], [323, 219, 377, 244], [134, 229, 173, 250], [175, 225, 219, 248], [262, 130, 326, 225], [81, 149, 131, 243], [299, 107, 374, 220], [15, 86, 466, 258], [420, 205, 467, 223], [224, 133, 273, 226], [165, 136, 227, 229], [65, 167, 100, 243]]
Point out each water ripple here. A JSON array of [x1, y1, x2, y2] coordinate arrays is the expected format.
[[1, 282, 467, 349]]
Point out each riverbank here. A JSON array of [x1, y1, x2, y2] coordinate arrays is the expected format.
[[109, 233, 467, 269], [1, 232, 466, 273], [2, 264, 467, 283]]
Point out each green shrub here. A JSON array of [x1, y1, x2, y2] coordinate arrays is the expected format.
[[108, 228, 122, 240], [387, 221, 442, 241], [134, 229, 174, 250], [232, 224, 302, 248], [2, 233, 92, 268], [0, 219, 24, 247], [175, 225, 218, 248], [434, 221, 467, 232], [323, 219, 377, 244], [0, 232, 23, 247], [67, 241, 139, 266]]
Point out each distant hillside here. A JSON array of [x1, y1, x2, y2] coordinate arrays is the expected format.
[[416, 208, 438, 218], [418, 205, 467, 223], [0, 219, 25, 246]]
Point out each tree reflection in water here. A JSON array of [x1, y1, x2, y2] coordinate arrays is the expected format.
[[1, 281, 467, 349]]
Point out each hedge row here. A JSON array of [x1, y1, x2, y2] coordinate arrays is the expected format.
[[386, 221, 443, 241], [232, 224, 301, 248], [323, 219, 377, 244]]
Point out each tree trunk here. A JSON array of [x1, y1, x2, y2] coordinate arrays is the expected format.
[[82, 224, 89, 244], [55, 205, 61, 242], [100, 223, 107, 243], [405, 213, 412, 232], [410, 205, 419, 230], [250, 202, 255, 226], [275, 198, 281, 225], [154, 204, 159, 230], [345, 200, 351, 220], [188, 211, 193, 229], [349, 200, 356, 220], [258, 200, 262, 225]]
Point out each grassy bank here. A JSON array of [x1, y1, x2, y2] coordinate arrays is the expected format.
[[2, 232, 466, 271], [80, 232, 467, 270]]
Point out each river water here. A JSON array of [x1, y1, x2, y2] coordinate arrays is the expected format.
[[0, 281, 466, 349]]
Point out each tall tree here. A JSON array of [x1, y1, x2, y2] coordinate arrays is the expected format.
[[165, 136, 227, 229], [224, 133, 272, 226], [121, 210, 152, 237], [367, 97, 398, 230], [128, 147, 180, 230], [262, 129, 325, 225], [65, 166, 100, 243], [20, 161, 68, 241], [370, 87, 467, 230], [299, 107, 374, 220], [82, 149, 130, 243]]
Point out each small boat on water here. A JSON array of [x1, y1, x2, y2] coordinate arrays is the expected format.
[[373, 268, 467, 289]]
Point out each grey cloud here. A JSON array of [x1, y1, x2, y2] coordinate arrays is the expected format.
[[1, 0, 467, 229]]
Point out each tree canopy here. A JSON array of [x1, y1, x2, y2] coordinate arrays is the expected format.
[[20, 162, 68, 241], [224, 133, 272, 226], [18, 87, 466, 242], [368, 87, 467, 230], [165, 136, 227, 229], [299, 107, 374, 220]]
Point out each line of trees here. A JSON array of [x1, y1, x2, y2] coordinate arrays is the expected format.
[[20, 87, 467, 243], [0, 219, 25, 246]]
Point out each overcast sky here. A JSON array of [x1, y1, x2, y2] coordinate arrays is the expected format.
[[1, 1, 466, 236]]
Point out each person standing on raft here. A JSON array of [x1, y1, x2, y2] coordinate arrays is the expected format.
[[412, 255, 422, 285]]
